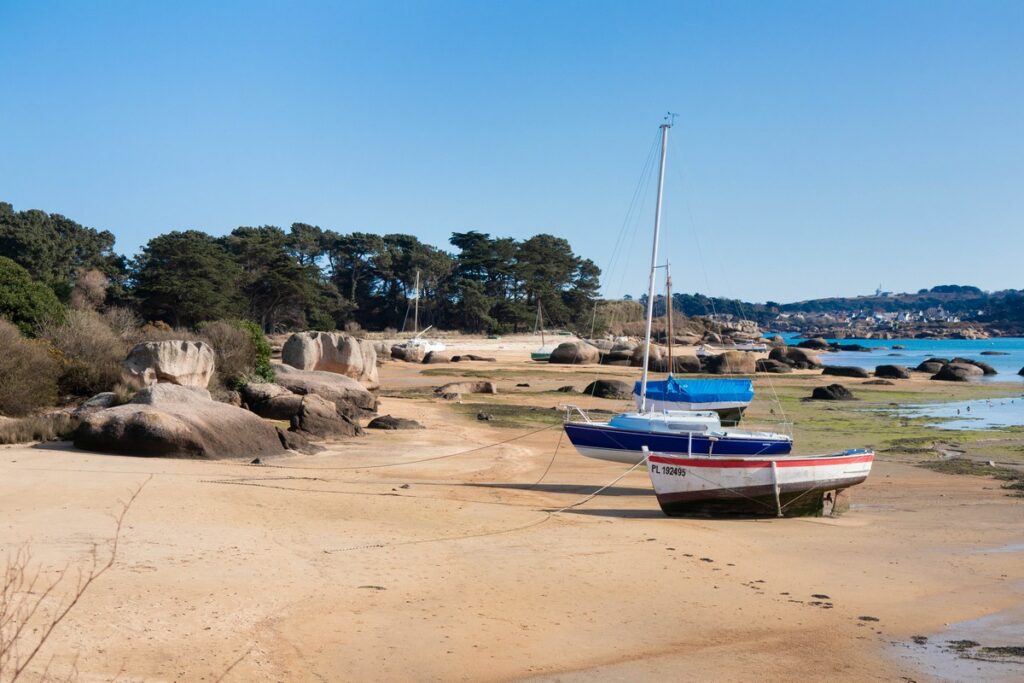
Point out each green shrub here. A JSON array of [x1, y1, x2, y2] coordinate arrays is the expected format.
[[0, 256, 65, 335], [0, 319, 60, 416], [236, 320, 275, 383], [40, 310, 127, 396], [197, 319, 274, 388]]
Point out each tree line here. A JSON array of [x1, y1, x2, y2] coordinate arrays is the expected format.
[[0, 201, 602, 334]]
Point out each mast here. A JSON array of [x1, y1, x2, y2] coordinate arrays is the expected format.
[[666, 260, 673, 376], [539, 300, 546, 347], [639, 118, 672, 411], [414, 269, 420, 335]]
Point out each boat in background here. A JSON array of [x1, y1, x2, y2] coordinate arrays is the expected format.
[[695, 342, 767, 357], [645, 447, 874, 517], [395, 270, 446, 355], [395, 326, 446, 355], [531, 300, 556, 361]]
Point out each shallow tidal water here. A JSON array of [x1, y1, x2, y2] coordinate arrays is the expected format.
[[892, 397, 1024, 431], [891, 599, 1024, 682]]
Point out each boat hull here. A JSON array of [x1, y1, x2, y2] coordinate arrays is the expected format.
[[563, 422, 793, 464], [645, 450, 874, 517], [632, 397, 746, 424]]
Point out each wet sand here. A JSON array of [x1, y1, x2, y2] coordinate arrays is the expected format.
[[2, 337, 1022, 681]]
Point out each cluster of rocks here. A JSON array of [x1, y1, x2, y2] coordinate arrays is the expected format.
[[812, 356, 997, 383], [76, 341, 292, 458], [796, 338, 875, 353], [916, 357, 997, 382], [74, 330, 408, 459], [387, 343, 496, 365], [546, 340, 769, 375], [793, 325, 991, 341]]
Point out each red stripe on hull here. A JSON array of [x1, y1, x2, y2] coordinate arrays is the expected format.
[[648, 453, 874, 469]]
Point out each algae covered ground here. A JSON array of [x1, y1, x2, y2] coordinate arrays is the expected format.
[[424, 362, 1024, 481]]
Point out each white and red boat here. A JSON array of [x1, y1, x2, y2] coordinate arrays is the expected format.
[[644, 448, 874, 517]]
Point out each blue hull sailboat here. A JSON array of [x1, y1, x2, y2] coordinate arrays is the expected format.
[[563, 116, 791, 464]]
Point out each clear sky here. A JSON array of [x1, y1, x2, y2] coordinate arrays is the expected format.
[[1, 0, 1021, 303]]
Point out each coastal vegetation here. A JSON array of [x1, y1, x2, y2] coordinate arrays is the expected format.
[[0, 201, 602, 336]]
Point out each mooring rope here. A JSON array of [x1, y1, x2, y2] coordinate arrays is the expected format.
[[244, 422, 560, 471], [320, 457, 651, 554]]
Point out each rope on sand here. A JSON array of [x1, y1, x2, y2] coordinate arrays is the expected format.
[[246, 423, 561, 471], [320, 457, 651, 554]]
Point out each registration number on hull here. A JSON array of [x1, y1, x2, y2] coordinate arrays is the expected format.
[[650, 464, 686, 477]]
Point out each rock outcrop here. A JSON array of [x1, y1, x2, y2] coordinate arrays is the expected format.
[[582, 379, 632, 399], [73, 392, 120, 418], [74, 384, 286, 458], [122, 341, 215, 388], [240, 382, 304, 420], [281, 332, 379, 387], [915, 360, 946, 374], [810, 384, 855, 401], [797, 337, 830, 350], [372, 341, 391, 363], [650, 355, 702, 373], [548, 341, 600, 365], [704, 351, 757, 375], [290, 394, 363, 438], [367, 415, 424, 430], [755, 358, 792, 374], [434, 381, 497, 395], [822, 365, 871, 378], [768, 347, 823, 370], [931, 363, 981, 382], [272, 363, 378, 415], [951, 357, 997, 375], [874, 364, 910, 379], [390, 343, 426, 363]]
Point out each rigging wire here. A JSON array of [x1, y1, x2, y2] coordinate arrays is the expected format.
[[666, 134, 790, 430]]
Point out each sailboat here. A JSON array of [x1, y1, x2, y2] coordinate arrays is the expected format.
[[562, 116, 793, 464], [531, 300, 556, 361], [394, 270, 446, 356]]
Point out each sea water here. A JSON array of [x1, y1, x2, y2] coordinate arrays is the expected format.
[[770, 334, 1024, 384], [894, 397, 1024, 430]]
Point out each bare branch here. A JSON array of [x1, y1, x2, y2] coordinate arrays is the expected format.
[[0, 476, 150, 682]]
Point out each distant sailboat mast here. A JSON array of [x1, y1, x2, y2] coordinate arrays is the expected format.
[[414, 269, 420, 336], [639, 117, 673, 412]]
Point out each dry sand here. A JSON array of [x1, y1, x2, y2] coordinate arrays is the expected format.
[[2, 336, 1022, 681]]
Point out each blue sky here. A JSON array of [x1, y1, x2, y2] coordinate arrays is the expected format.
[[1, 1, 1021, 303]]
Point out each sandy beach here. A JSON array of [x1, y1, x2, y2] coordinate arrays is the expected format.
[[2, 336, 1023, 681]]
